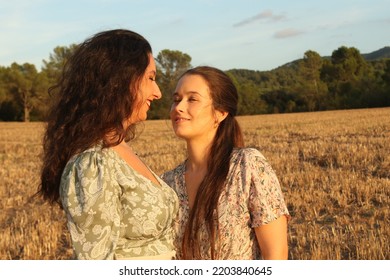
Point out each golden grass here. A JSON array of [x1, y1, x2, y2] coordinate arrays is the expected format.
[[0, 107, 389, 259]]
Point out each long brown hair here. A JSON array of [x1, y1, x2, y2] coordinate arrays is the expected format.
[[180, 66, 244, 259], [39, 29, 152, 204]]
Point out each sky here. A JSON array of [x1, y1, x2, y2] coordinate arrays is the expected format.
[[1, 0, 390, 72]]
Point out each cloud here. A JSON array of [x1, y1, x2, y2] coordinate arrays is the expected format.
[[233, 10, 285, 27], [274, 28, 305, 39]]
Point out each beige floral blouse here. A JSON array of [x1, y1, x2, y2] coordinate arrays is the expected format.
[[60, 145, 179, 260], [161, 147, 289, 260]]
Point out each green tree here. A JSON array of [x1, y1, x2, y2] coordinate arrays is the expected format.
[[380, 59, 390, 106], [382, 60, 390, 87], [0, 66, 7, 103], [321, 46, 368, 109], [297, 50, 328, 111], [226, 70, 269, 115], [235, 80, 267, 115], [6, 63, 48, 121], [0, 66, 20, 120], [41, 44, 78, 86]]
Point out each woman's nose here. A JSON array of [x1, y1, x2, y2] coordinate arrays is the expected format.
[[171, 100, 184, 113], [154, 83, 162, 99]]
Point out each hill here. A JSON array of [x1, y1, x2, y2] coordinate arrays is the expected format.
[[362, 46, 390, 60], [272, 46, 390, 71]]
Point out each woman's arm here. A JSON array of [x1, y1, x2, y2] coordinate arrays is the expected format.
[[255, 215, 288, 260]]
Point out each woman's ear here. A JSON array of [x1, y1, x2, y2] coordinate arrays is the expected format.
[[215, 110, 228, 124]]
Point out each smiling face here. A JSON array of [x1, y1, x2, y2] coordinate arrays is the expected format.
[[170, 74, 226, 142], [128, 53, 161, 124]]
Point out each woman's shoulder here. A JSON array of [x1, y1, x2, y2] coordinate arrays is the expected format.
[[232, 147, 265, 161], [64, 144, 113, 173], [60, 145, 118, 214], [161, 161, 185, 181], [230, 147, 273, 174]]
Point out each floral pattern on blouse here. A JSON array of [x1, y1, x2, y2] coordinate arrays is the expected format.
[[60, 145, 179, 260], [161, 147, 289, 260]]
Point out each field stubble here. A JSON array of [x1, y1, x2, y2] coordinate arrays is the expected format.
[[0, 108, 389, 259]]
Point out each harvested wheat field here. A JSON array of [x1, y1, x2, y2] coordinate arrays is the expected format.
[[0, 107, 389, 260]]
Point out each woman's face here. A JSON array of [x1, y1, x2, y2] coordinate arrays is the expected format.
[[128, 54, 161, 124], [170, 74, 223, 141]]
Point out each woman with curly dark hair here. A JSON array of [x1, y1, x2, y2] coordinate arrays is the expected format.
[[39, 29, 178, 260]]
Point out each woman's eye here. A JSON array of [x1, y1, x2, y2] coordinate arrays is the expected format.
[[149, 77, 156, 81]]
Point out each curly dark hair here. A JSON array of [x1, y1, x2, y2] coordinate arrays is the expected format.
[[39, 29, 152, 204]]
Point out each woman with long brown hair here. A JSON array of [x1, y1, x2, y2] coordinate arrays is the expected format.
[[162, 66, 289, 259], [39, 29, 178, 260]]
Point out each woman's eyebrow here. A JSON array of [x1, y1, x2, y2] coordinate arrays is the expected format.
[[173, 91, 201, 96], [187, 91, 201, 95]]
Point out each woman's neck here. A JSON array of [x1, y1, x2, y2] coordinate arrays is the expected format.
[[185, 138, 212, 173]]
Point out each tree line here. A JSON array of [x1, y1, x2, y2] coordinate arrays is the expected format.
[[227, 47, 390, 115], [0, 45, 389, 121]]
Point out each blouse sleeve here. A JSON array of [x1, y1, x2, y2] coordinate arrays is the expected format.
[[60, 150, 122, 259], [245, 148, 290, 228]]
